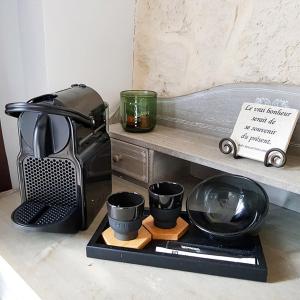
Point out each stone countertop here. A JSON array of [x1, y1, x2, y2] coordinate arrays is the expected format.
[[1, 176, 300, 300]]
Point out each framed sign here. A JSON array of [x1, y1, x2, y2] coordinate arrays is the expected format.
[[220, 102, 299, 166]]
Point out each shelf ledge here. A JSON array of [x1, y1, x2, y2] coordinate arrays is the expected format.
[[110, 123, 300, 195]]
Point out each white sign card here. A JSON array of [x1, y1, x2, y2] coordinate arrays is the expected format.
[[230, 102, 299, 162]]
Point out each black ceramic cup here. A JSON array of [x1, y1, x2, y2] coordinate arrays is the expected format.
[[149, 182, 184, 229], [107, 192, 144, 241]]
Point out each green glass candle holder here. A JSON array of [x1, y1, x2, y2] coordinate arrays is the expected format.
[[120, 90, 157, 133]]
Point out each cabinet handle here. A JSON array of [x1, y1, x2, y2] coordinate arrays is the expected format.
[[113, 154, 122, 163]]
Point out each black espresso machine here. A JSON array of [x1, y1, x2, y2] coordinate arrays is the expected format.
[[5, 84, 112, 233]]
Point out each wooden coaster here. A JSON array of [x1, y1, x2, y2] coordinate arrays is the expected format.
[[142, 215, 189, 240], [102, 225, 152, 249]]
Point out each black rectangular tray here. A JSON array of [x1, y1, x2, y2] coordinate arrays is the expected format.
[[86, 210, 267, 282]]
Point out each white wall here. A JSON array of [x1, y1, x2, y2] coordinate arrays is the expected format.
[[18, 1, 47, 98], [0, 0, 46, 188], [42, 0, 135, 115], [0, 0, 23, 189], [0, 0, 135, 188]]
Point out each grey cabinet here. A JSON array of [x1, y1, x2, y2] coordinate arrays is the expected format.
[[111, 139, 148, 183]]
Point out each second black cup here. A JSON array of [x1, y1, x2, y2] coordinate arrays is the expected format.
[[149, 182, 184, 229]]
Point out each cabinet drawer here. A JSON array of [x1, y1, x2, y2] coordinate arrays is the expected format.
[[111, 139, 148, 183]]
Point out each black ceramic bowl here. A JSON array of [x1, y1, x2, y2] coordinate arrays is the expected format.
[[107, 192, 144, 241], [149, 181, 184, 229], [186, 174, 269, 239]]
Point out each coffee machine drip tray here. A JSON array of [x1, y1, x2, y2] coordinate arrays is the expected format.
[[12, 201, 81, 233], [10, 155, 81, 233]]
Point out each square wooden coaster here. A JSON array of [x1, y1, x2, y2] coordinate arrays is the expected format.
[[142, 215, 189, 240], [102, 225, 152, 249]]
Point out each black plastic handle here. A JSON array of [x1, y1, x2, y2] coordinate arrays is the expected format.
[[5, 102, 95, 128], [33, 113, 53, 159]]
